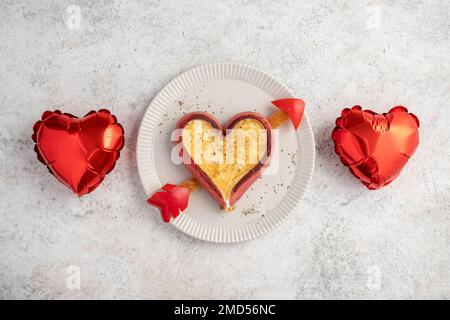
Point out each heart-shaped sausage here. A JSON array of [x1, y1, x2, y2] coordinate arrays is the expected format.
[[32, 109, 124, 196], [175, 112, 273, 210], [331, 106, 419, 189]]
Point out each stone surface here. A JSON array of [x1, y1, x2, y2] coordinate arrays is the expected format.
[[0, 0, 449, 299]]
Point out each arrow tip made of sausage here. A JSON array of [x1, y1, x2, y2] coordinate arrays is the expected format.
[[271, 98, 305, 130]]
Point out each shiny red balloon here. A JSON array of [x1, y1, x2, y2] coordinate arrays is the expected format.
[[331, 106, 419, 189], [32, 109, 124, 196]]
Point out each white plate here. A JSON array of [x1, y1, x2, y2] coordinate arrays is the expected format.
[[137, 63, 315, 243]]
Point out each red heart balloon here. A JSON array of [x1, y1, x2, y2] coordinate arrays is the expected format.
[[32, 109, 124, 196], [331, 106, 419, 189]]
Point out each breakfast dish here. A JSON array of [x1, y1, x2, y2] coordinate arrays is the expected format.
[[149, 99, 305, 221], [137, 63, 315, 242], [176, 112, 273, 211]]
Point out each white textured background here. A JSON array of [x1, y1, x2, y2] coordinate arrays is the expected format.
[[0, 0, 449, 299]]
